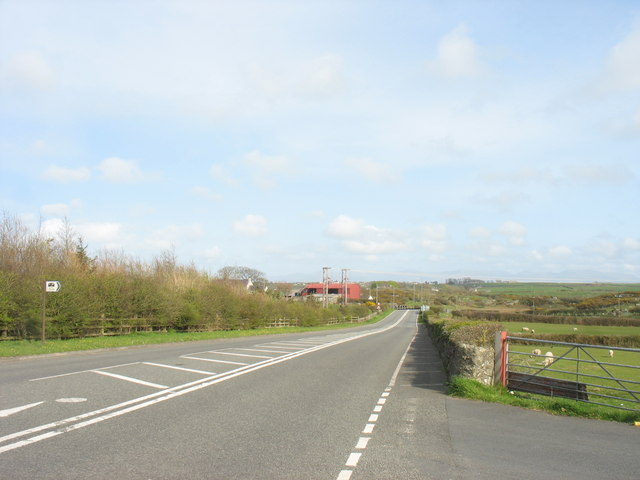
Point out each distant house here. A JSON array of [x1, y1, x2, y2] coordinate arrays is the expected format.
[[299, 283, 361, 301]]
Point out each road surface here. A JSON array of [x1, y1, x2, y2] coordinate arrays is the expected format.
[[0, 310, 637, 479]]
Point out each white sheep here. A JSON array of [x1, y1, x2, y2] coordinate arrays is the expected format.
[[543, 351, 554, 366], [522, 327, 530, 332], [609, 349, 614, 358], [532, 348, 542, 356], [531, 329, 535, 334], [573, 327, 578, 331]]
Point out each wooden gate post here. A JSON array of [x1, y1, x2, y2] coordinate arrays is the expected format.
[[494, 331, 508, 386]]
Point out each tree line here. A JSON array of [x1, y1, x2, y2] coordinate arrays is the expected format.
[[0, 213, 371, 340]]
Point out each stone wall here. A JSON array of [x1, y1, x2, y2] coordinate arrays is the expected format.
[[426, 320, 496, 385]]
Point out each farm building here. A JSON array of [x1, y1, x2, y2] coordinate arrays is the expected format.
[[299, 283, 361, 301]]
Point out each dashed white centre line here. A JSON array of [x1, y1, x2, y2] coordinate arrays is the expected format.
[[362, 423, 375, 434], [373, 405, 383, 413], [336, 470, 352, 480], [368, 414, 379, 422], [345, 452, 362, 467], [355, 437, 370, 449]]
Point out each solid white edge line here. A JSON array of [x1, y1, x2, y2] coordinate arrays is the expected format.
[[0, 311, 409, 454]]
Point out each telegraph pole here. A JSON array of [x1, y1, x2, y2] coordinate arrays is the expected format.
[[341, 268, 349, 305], [322, 267, 331, 308]]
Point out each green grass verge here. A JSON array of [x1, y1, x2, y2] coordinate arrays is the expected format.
[[0, 311, 391, 358], [448, 376, 640, 424]]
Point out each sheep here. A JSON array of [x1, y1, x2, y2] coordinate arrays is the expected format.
[[522, 327, 530, 332], [543, 351, 554, 366], [573, 327, 578, 331], [531, 329, 535, 334], [609, 349, 614, 358], [531, 348, 542, 358]]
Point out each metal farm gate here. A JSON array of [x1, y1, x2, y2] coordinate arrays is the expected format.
[[494, 332, 640, 413]]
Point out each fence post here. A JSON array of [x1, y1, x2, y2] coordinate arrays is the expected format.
[[494, 331, 508, 386]]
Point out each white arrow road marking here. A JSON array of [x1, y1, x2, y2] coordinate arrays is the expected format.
[[0, 402, 45, 418]]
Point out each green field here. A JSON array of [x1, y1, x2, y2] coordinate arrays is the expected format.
[[505, 321, 640, 336], [477, 282, 640, 299]]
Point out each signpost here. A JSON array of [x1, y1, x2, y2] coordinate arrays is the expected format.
[[42, 281, 61, 342]]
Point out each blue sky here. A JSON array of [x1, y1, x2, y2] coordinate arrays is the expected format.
[[1, 1, 639, 283]]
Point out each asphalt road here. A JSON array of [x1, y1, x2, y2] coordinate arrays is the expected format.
[[0, 310, 638, 479]]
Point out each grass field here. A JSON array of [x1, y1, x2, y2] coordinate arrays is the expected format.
[[477, 282, 640, 298], [505, 321, 640, 336]]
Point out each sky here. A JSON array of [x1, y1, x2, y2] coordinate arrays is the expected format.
[[1, 0, 639, 283]]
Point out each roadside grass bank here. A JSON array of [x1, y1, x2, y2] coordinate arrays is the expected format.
[[448, 376, 640, 424], [0, 310, 391, 358]]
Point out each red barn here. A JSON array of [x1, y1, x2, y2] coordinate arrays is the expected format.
[[300, 283, 361, 300]]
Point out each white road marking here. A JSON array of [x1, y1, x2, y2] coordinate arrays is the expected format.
[[142, 362, 215, 375], [29, 362, 141, 382], [336, 470, 352, 480], [207, 351, 272, 359], [377, 398, 386, 405], [55, 398, 87, 403], [0, 312, 408, 455], [235, 348, 292, 354], [368, 414, 379, 422], [92, 370, 168, 389], [373, 405, 383, 413], [0, 402, 44, 418], [181, 356, 248, 366], [381, 392, 390, 397], [355, 437, 370, 449], [346, 452, 362, 467], [363, 423, 375, 434], [255, 344, 302, 350]]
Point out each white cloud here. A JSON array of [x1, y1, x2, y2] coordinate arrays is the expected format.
[[98, 157, 146, 183], [343, 239, 407, 255], [327, 215, 367, 238], [419, 224, 448, 253], [429, 24, 485, 78], [2, 51, 54, 90], [204, 246, 222, 259], [43, 165, 91, 183], [623, 238, 640, 250], [191, 186, 223, 202], [233, 214, 267, 237], [326, 215, 408, 255], [470, 226, 491, 238], [345, 157, 402, 184], [499, 221, 527, 246], [604, 27, 640, 90], [210, 163, 238, 186], [548, 245, 572, 257], [41, 203, 70, 217], [300, 53, 344, 96], [243, 150, 290, 173]]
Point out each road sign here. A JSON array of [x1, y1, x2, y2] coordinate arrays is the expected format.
[[45, 281, 61, 293]]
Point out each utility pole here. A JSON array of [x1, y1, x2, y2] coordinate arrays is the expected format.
[[341, 268, 349, 305], [322, 267, 331, 308]]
